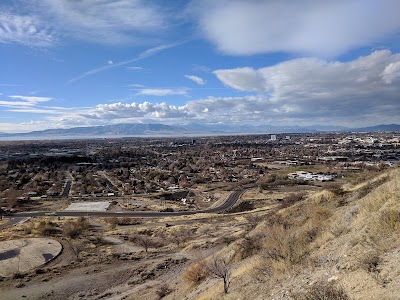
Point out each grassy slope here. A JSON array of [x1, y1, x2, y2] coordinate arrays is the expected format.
[[171, 168, 400, 300]]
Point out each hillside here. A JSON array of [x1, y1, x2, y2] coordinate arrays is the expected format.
[[168, 169, 400, 300], [0, 169, 399, 299]]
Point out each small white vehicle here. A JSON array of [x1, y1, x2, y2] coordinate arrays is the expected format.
[[45, 212, 57, 216]]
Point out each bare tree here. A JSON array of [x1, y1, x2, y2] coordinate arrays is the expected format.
[[130, 234, 161, 254], [170, 228, 192, 248], [206, 256, 231, 294], [69, 240, 86, 260]]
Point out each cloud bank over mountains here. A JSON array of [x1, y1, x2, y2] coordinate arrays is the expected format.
[[1, 50, 399, 130], [42, 51, 399, 128]]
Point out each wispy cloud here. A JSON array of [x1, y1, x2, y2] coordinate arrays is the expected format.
[[1, 1, 173, 49], [29, 0, 168, 45], [127, 66, 144, 71], [9, 95, 53, 103], [0, 83, 22, 87], [0, 95, 54, 108], [67, 42, 182, 84], [185, 75, 206, 85], [0, 10, 56, 47], [135, 88, 188, 97], [0, 100, 33, 107]]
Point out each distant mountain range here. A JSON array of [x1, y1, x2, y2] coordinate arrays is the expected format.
[[0, 123, 399, 140]]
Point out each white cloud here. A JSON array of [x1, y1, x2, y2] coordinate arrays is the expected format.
[[127, 66, 144, 71], [9, 95, 53, 103], [212, 50, 400, 124], [185, 75, 206, 85], [0, 10, 55, 47], [135, 88, 188, 97], [213, 68, 263, 91], [381, 61, 400, 84], [190, 0, 400, 57], [82, 101, 192, 120], [129, 84, 145, 88]]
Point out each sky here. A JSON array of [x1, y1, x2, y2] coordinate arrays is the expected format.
[[0, 0, 400, 133]]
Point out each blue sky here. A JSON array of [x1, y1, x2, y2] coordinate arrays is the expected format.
[[0, 0, 399, 133]]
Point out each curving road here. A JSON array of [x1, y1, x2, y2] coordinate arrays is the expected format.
[[3, 188, 248, 219]]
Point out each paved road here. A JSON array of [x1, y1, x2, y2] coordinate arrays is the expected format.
[[5, 188, 248, 219], [61, 180, 72, 197], [0, 217, 30, 230]]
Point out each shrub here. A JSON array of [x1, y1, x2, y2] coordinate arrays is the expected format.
[[76, 216, 90, 229], [160, 207, 174, 212], [183, 261, 207, 285], [360, 253, 381, 274], [219, 236, 236, 246], [13, 272, 25, 279], [108, 217, 118, 229], [237, 233, 263, 259], [35, 268, 46, 274], [170, 228, 193, 247], [266, 214, 291, 229], [229, 201, 254, 213], [118, 217, 141, 225], [156, 284, 172, 299], [292, 281, 351, 300], [62, 222, 81, 238], [262, 224, 309, 265], [62, 218, 89, 238], [14, 280, 24, 288], [38, 221, 60, 236], [280, 192, 305, 208], [245, 214, 263, 228], [326, 183, 346, 196], [23, 226, 32, 235]]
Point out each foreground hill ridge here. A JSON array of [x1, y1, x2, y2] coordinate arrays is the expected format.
[[177, 169, 400, 299], [1, 123, 400, 138]]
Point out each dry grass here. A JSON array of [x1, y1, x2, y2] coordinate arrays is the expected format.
[[360, 252, 381, 274], [37, 220, 60, 236], [378, 209, 400, 233], [291, 281, 351, 300], [308, 189, 336, 204], [235, 233, 263, 260], [62, 217, 90, 239], [356, 169, 400, 237], [183, 260, 208, 286]]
